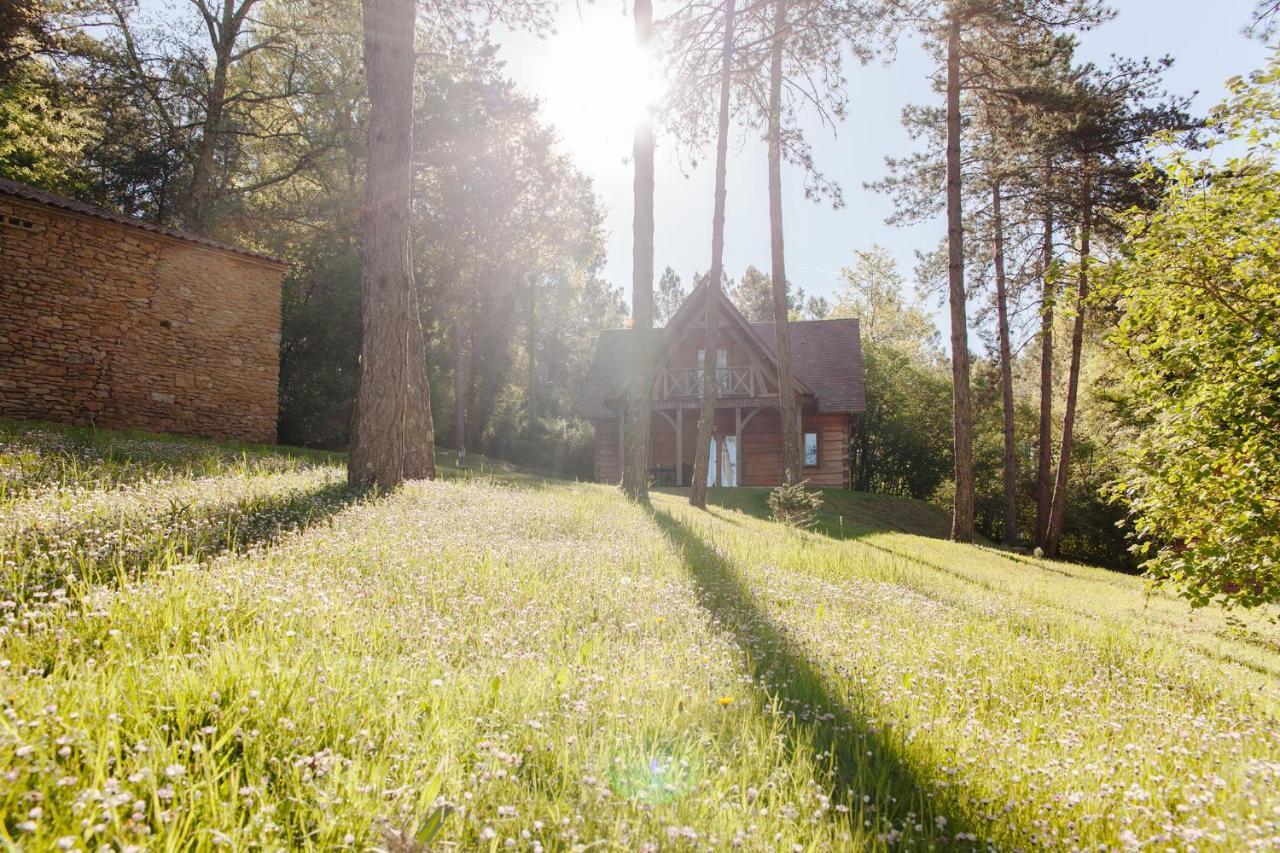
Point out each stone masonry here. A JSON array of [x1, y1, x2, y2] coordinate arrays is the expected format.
[[0, 180, 286, 443]]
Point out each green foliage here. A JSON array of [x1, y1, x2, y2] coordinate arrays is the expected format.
[[654, 266, 687, 326], [483, 415, 596, 479], [767, 479, 823, 528], [969, 362, 1135, 568], [853, 343, 953, 500], [278, 245, 363, 448], [830, 245, 943, 364], [727, 265, 776, 322], [1102, 56, 1280, 608], [0, 66, 92, 190], [724, 265, 823, 323]]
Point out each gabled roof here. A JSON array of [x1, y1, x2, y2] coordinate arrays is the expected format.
[[0, 178, 287, 267], [617, 279, 812, 398], [753, 318, 865, 412], [580, 312, 865, 419]]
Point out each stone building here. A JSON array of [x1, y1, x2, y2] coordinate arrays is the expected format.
[[0, 178, 287, 443]]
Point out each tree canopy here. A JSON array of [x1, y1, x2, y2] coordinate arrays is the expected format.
[[1102, 56, 1280, 608]]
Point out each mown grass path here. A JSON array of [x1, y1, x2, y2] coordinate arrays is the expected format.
[[1, 423, 1277, 849]]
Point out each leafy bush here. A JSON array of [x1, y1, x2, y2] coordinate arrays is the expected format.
[[767, 480, 823, 528], [851, 343, 953, 500], [1101, 59, 1280, 608]]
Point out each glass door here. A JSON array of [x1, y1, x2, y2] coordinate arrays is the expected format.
[[721, 435, 737, 486], [705, 435, 738, 487]]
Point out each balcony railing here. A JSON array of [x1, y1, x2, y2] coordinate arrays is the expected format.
[[660, 366, 762, 399]]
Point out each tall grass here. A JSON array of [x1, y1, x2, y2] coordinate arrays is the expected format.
[[0, 421, 1276, 849]]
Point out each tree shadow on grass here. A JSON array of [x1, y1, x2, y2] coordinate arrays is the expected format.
[[652, 486, 960, 545], [5, 479, 366, 599], [648, 506, 985, 848]]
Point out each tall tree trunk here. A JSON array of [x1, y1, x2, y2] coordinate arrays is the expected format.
[[1045, 176, 1091, 557], [622, 0, 656, 499], [348, 0, 435, 489], [183, 0, 258, 233], [689, 0, 735, 510], [992, 180, 1018, 546], [944, 7, 975, 542], [1035, 161, 1055, 548], [185, 58, 226, 232], [452, 314, 466, 452], [464, 298, 484, 451], [767, 0, 801, 485], [185, 44, 231, 227], [402, 273, 435, 479], [526, 283, 537, 435]]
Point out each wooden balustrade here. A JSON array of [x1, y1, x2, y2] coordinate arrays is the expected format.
[[659, 366, 764, 399]]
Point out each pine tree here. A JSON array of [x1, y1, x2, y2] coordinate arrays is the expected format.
[[622, 0, 656, 501], [882, 0, 1108, 542], [689, 0, 736, 510], [349, 0, 434, 489], [1042, 57, 1192, 556], [655, 266, 687, 325]]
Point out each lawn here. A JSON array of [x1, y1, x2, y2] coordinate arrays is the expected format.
[[1, 420, 1278, 850]]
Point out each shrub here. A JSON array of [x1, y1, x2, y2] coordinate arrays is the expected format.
[[768, 480, 823, 528]]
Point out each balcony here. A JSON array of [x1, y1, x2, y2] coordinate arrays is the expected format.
[[660, 366, 765, 399]]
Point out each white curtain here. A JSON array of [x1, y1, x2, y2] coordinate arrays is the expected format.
[[707, 436, 737, 487], [720, 437, 736, 486]]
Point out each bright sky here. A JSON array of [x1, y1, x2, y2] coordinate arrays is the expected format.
[[496, 1, 1274, 326]]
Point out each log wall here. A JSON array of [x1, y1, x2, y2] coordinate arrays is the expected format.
[[594, 407, 851, 488]]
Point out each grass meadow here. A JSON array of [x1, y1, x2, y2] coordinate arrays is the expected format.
[[1, 420, 1278, 850]]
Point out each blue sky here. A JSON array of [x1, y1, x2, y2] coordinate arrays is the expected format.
[[497, 1, 1274, 325]]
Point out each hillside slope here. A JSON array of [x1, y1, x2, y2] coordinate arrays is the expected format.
[[1, 421, 1278, 849]]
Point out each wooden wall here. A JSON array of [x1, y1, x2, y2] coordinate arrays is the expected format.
[[738, 409, 850, 488], [801, 412, 852, 488], [593, 418, 620, 484], [595, 408, 851, 488]]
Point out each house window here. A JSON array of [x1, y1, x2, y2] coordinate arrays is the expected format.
[[804, 431, 819, 467], [696, 348, 727, 370]]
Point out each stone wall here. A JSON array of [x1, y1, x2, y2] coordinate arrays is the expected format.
[[0, 195, 285, 443]]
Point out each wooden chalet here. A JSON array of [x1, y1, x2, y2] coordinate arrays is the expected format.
[[581, 282, 866, 488]]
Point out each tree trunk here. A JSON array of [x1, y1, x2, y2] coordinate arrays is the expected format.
[[452, 314, 466, 452], [1035, 162, 1055, 549], [402, 272, 435, 479], [622, 0, 656, 500], [767, 0, 801, 485], [992, 180, 1018, 546], [1045, 177, 1091, 557], [184, 19, 233, 230], [526, 284, 537, 435], [348, 0, 435, 489], [944, 7, 975, 542], [689, 0, 735, 510], [464, 298, 484, 451]]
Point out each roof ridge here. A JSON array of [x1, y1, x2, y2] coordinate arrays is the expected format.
[[0, 177, 287, 267]]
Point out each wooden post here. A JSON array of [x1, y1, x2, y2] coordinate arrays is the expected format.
[[734, 406, 743, 488], [676, 407, 683, 486]]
